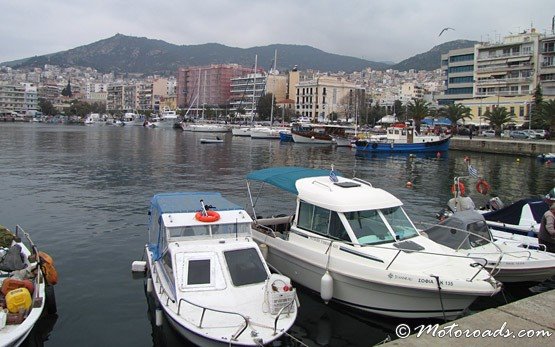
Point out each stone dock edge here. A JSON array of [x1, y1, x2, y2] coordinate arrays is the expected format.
[[382, 289, 554, 346]]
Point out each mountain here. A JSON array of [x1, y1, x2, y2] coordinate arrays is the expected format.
[[3, 34, 390, 74], [391, 40, 478, 71]]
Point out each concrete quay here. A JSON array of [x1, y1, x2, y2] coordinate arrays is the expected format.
[[449, 136, 555, 157], [383, 289, 554, 346]]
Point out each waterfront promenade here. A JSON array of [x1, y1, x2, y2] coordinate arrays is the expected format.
[[385, 289, 554, 346], [450, 136, 555, 157]]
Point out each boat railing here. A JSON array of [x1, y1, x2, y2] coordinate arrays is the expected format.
[[177, 298, 250, 341], [300, 229, 493, 283], [352, 177, 373, 187], [15, 225, 44, 303], [273, 299, 297, 336]]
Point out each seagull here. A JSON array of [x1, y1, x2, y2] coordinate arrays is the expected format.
[[439, 27, 455, 37]]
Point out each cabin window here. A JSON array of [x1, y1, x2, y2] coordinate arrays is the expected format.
[[380, 206, 419, 240], [187, 259, 211, 285], [169, 225, 209, 237], [162, 251, 175, 284], [344, 210, 395, 245], [224, 248, 268, 286], [211, 222, 250, 236], [297, 201, 350, 241]]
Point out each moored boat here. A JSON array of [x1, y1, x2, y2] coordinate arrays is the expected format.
[[139, 192, 298, 346], [355, 123, 450, 153], [245, 167, 501, 319], [0, 225, 58, 347], [425, 210, 555, 283]]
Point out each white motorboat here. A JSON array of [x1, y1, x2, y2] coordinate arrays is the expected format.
[[231, 126, 253, 137], [0, 225, 57, 347], [183, 123, 230, 133], [157, 110, 180, 129], [246, 167, 501, 319], [140, 192, 298, 346], [425, 210, 555, 283], [250, 127, 284, 140]]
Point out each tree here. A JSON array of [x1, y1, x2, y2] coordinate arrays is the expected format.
[[256, 93, 275, 121], [539, 99, 555, 137], [67, 100, 91, 118], [406, 98, 430, 132], [393, 100, 405, 121], [531, 84, 543, 128], [439, 103, 471, 134], [61, 80, 73, 97], [38, 98, 57, 116], [482, 107, 513, 132]]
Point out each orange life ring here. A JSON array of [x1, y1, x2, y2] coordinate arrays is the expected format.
[[451, 182, 465, 196], [476, 179, 491, 195], [195, 211, 220, 223]]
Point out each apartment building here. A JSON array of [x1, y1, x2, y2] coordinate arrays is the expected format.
[[176, 64, 254, 109], [295, 75, 363, 122], [229, 73, 267, 115], [437, 47, 475, 105], [539, 34, 555, 96], [107, 84, 138, 111], [0, 83, 38, 115]]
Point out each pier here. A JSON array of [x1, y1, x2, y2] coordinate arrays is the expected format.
[[450, 137, 555, 157], [384, 289, 555, 346]]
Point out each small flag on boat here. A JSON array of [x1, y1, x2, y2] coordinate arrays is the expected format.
[[468, 165, 479, 178], [329, 166, 338, 182]]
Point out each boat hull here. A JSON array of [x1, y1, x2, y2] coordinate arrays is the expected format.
[[292, 133, 334, 144], [355, 137, 450, 152], [253, 231, 486, 319]]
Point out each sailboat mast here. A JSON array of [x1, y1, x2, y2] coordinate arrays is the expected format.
[[202, 70, 207, 120], [196, 68, 201, 118], [251, 55, 257, 123], [269, 49, 277, 127]]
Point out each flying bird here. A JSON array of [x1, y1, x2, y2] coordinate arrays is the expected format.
[[439, 27, 455, 37]]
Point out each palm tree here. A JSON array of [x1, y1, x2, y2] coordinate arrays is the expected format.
[[439, 103, 471, 134], [539, 99, 555, 138], [482, 107, 513, 132], [406, 99, 430, 132]]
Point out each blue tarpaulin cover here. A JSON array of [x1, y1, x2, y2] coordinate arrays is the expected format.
[[246, 166, 342, 194], [150, 192, 241, 214]]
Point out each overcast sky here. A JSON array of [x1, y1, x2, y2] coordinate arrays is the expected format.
[[2, 0, 554, 64]]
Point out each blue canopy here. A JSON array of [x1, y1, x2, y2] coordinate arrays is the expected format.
[[422, 117, 452, 126], [246, 166, 341, 194], [150, 192, 241, 214]]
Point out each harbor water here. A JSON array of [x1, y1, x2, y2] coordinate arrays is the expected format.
[[0, 123, 554, 347]]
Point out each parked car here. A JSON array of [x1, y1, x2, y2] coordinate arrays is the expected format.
[[522, 130, 540, 139], [480, 130, 496, 137], [533, 129, 549, 139], [509, 130, 530, 139]]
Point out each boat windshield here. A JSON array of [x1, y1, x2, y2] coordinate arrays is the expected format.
[[344, 206, 419, 245], [168, 222, 251, 238], [467, 220, 492, 247], [224, 248, 268, 286]]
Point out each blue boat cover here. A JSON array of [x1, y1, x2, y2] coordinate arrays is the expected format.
[[150, 192, 241, 214], [246, 166, 342, 194]]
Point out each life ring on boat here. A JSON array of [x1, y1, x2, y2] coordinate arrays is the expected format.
[[476, 179, 491, 195], [195, 211, 220, 223], [451, 182, 465, 196]]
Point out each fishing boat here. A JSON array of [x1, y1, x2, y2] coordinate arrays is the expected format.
[[0, 225, 58, 346], [354, 123, 450, 153], [138, 192, 298, 346], [290, 124, 351, 144], [425, 210, 555, 283], [245, 167, 501, 319]]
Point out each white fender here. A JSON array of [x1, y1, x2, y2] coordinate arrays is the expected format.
[[320, 271, 333, 303], [155, 309, 163, 327], [259, 243, 268, 260]]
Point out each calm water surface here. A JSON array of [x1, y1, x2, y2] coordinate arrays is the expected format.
[[0, 123, 553, 347]]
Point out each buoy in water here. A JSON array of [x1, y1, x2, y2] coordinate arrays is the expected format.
[[516, 158, 520, 162], [406, 181, 413, 188], [436, 152, 441, 159], [259, 243, 268, 260], [155, 309, 163, 327], [320, 271, 333, 303]]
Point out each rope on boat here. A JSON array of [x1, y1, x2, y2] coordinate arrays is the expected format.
[[431, 275, 447, 321], [284, 331, 310, 346]]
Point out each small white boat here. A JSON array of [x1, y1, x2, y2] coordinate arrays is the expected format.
[[158, 109, 180, 129], [231, 126, 253, 137], [200, 137, 224, 144], [425, 210, 555, 283], [0, 225, 58, 346], [185, 123, 230, 133], [246, 167, 501, 319], [140, 192, 298, 346], [250, 127, 284, 140]]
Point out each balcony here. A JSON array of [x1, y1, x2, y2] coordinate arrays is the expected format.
[[476, 50, 533, 62], [475, 91, 523, 97]]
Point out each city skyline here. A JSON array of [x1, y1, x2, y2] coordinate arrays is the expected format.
[[2, 0, 554, 64]]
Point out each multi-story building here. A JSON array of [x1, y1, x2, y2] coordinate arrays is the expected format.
[[229, 73, 267, 115], [295, 75, 363, 122], [176, 64, 254, 109], [107, 84, 125, 111], [539, 34, 555, 96], [0, 83, 38, 115], [437, 47, 475, 105]]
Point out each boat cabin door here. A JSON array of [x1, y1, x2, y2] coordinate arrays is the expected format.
[[407, 128, 414, 143]]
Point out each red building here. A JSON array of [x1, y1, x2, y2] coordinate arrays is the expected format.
[[176, 64, 258, 109]]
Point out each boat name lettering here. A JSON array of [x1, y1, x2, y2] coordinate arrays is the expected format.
[[418, 278, 434, 284], [388, 273, 413, 281]]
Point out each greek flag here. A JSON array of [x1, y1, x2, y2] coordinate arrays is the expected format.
[[468, 165, 479, 178], [329, 168, 338, 182]]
